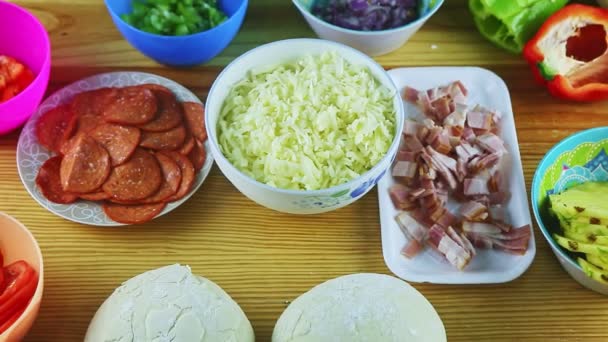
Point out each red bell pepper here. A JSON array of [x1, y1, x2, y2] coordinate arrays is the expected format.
[[523, 4, 608, 102]]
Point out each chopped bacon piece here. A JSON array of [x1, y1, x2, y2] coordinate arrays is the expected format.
[[465, 225, 530, 255], [459, 201, 488, 221], [456, 157, 468, 181], [476, 133, 507, 156], [437, 210, 458, 229], [489, 191, 510, 205], [425, 126, 442, 145], [395, 211, 429, 242], [448, 81, 468, 103], [462, 127, 476, 143], [403, 135, 425, 152], [397, 150, 417, 162], [431, 130, 452, 154], [420, 149, 458, 190], [447, 226, 476, 256], [428, 225, 472, 270], [431, 96, 452, 121], [443, 103, 467, 128], [403, 86, 420, 102], [471, 153, 501, 172], [411, 208, 435, 229], [392, 160, 417, 179], [403, 120, 423, 136], [401, 239, 425, 258], [389, 184, 416, 210], [464, 177, 490, 196], [462, 221, 502, 235], [467, 110, 493, 131]]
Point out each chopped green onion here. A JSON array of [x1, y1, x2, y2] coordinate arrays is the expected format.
[[121, 0, 228, 36]]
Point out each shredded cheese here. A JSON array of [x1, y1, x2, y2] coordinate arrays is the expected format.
[[218, 52, 396, 190]]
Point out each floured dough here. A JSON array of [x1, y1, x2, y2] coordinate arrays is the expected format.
[[85, 264, 254, 342], [272, 273, 445, 342]]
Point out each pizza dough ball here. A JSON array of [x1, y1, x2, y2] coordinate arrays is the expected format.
[[85, 264, 254, 342], [272, 273, 445, 342]]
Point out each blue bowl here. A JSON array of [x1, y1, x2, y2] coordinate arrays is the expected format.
[[532, 126, 608, 295], [104, 0, 248, 67]]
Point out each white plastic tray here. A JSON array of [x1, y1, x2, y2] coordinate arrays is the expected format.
[[378, 67, 536, 284]]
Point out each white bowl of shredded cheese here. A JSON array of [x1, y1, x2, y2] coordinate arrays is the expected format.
[[206, 38, 404, 214]]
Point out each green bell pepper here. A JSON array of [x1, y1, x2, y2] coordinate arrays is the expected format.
[[469, 0, 569, 53]]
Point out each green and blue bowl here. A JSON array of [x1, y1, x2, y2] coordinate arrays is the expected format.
[[532, 126, 608, 295]]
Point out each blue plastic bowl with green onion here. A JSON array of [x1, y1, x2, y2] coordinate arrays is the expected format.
[[105, 0, 248, 67]]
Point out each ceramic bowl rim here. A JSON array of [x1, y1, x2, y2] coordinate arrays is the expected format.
[[531, 126, 608, 275], [205, 38, 405, 196], [292, 0, 445, 36]]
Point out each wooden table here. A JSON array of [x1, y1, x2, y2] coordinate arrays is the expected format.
[[2, 0, 608, 341]]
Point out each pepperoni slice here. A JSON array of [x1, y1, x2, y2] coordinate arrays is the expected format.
[[140, 125, 186, 151], [138, 89, 182, 132], [35, 104, 74, 153], [141, 153, 182, 204], [102, 148, 162, 201], [182, 102, 207, 142], [90, 123, 141, 166], [71, 88, 118, 117], [103, 86, 157, 125], [188, 138, 206, 172], [35, 156, 78, 204], [102, 202, 166, 225], [60, 134, 111, 193], [177, 131, 195, 155], [160, 151, 195, 202], [79, 190, 110, 201], [140, 84, 174, 97]]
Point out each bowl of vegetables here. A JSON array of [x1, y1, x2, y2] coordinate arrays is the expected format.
[[292, 0, 444, 56], [0, 1, 51, 135], [0, 212, 44, 340], [104, 0, 248, 67], [206, 38, 404, 214], [532, 127, 608, 295]]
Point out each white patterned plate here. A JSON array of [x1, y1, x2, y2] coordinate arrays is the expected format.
[[17, 72, 214, 226]]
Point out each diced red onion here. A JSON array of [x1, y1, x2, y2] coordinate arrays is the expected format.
[[312, 0, 419, 31]]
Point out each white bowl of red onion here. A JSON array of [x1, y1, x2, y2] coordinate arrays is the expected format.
[[293, 0, 444, 56]]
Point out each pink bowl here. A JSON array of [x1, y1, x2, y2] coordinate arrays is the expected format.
[[0, 1, 51, 135], [0, 212, 44, 341]]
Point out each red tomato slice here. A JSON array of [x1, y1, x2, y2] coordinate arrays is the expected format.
[[15, 69, 34, 91], [0, 271, 5, 296], [0, 261, 37, 325], [0, 306, 25, 334], [1, 84, 20, 103]]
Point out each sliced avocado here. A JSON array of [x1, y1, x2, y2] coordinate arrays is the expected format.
[[578, 257, 608, 284], [549, 182, 608, 221], [553, 234, 608, 256], [586, 254, 608, 270]]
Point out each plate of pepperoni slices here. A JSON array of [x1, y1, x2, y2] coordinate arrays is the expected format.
[[17, 72, 214, 226]]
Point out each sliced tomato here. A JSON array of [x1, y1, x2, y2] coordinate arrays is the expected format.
[[0, 306, 25, 334], [0, 270, 5, 296], [1, 84, 21, 102], [15, 68, 34, 91], [0, 261, 37, 326]]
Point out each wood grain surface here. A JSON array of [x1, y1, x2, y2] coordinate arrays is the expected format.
[[2, 0, 608, 341]]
